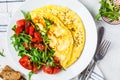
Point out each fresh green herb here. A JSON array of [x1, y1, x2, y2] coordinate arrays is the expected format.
[[34, 25, 41, 31], [12, 25, 17, 31], [44, 18, 53, 27], [11, 29, 55, 66], [96, 0, 120, 21], [11, 32, 31, 56], [42, 32, 50, 45], [21, 10, 32, 21], [45, 47, 55, 66], [11, 26, 55, 66], [42, 18, 55, 66], [0, 49, 5, 57], [29, 48, 42, 64], [41, 18, 53, 45], [28, 71, 33, 80]]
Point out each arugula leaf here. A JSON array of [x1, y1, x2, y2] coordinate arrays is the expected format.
[[11, 32, 31, 57], [40, 18, 53, 46], [21, 10, 32, 21], [0, 49, 5, 57], [106, 0, 114, 11], [44, 18, 53, 27], [12, 25, 17, 31], [29, 48, 41, 63], [42, 33, 50, 45], [28, 71, 33, 80]]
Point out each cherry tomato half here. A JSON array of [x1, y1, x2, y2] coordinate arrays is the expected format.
[[19, 56, 33, 70], [15, 26, 23, 35], [53, 56, 59, 63], [43, 66, 61, 74], [25, 26, 30, 34], [43, 66, 53, 74], [34, 32, 42, 38], [29, 26, 34, 36], [33, 43, 45, 51], [53, 67, 60, 74], [16, 19, 26, 28], [32, 65, 41, 73], [23, 42, 30, 50]]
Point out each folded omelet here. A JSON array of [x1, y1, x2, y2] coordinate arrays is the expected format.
[[30, 5, 85, 68], [30, 12, 73, 68]]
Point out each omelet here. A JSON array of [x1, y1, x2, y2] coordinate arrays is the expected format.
[[30, 5, 85, 68], [30, 12, 73, 68]]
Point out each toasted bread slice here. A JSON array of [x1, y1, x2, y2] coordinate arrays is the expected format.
[[0, 65, 24, 80]]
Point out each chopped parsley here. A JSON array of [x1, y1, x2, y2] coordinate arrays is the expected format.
[[0, 49, 5, 57]]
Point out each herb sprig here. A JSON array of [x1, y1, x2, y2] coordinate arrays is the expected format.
[[28, 71, 33, 80], [96, 0, 120, 21], [0, 49, 5, 57]]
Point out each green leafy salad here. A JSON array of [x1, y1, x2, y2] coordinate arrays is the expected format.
[[96, 0, 120, 22], [11, 11, 62, 80]]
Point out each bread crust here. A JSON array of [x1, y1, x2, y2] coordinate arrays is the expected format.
[[0, 65, 25, 80]]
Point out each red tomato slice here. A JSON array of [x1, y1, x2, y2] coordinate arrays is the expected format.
[[34, 32, 42, 38], [15, 26, 23, 35], [32, 38, 38, 43], [43, 66, 61, 74], [32, 37, 43, 43], [25, 26, 30, 34], [19, 56, 33, 70], [32, 66, 41, 73], [53, 67, 60, 74], [25, 21, 31, 34], [29, 26, 34, 36], [34, 43, 45, 51], [23, 42, 29, 50], [16, 19, 26, 28], [32, 32, 43, 43], [25, 21, 31, 27], [43, 66, 53, 74], [53, 56, 59, 63]]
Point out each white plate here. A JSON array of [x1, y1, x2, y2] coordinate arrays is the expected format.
[[7, 0, 97, 80]]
